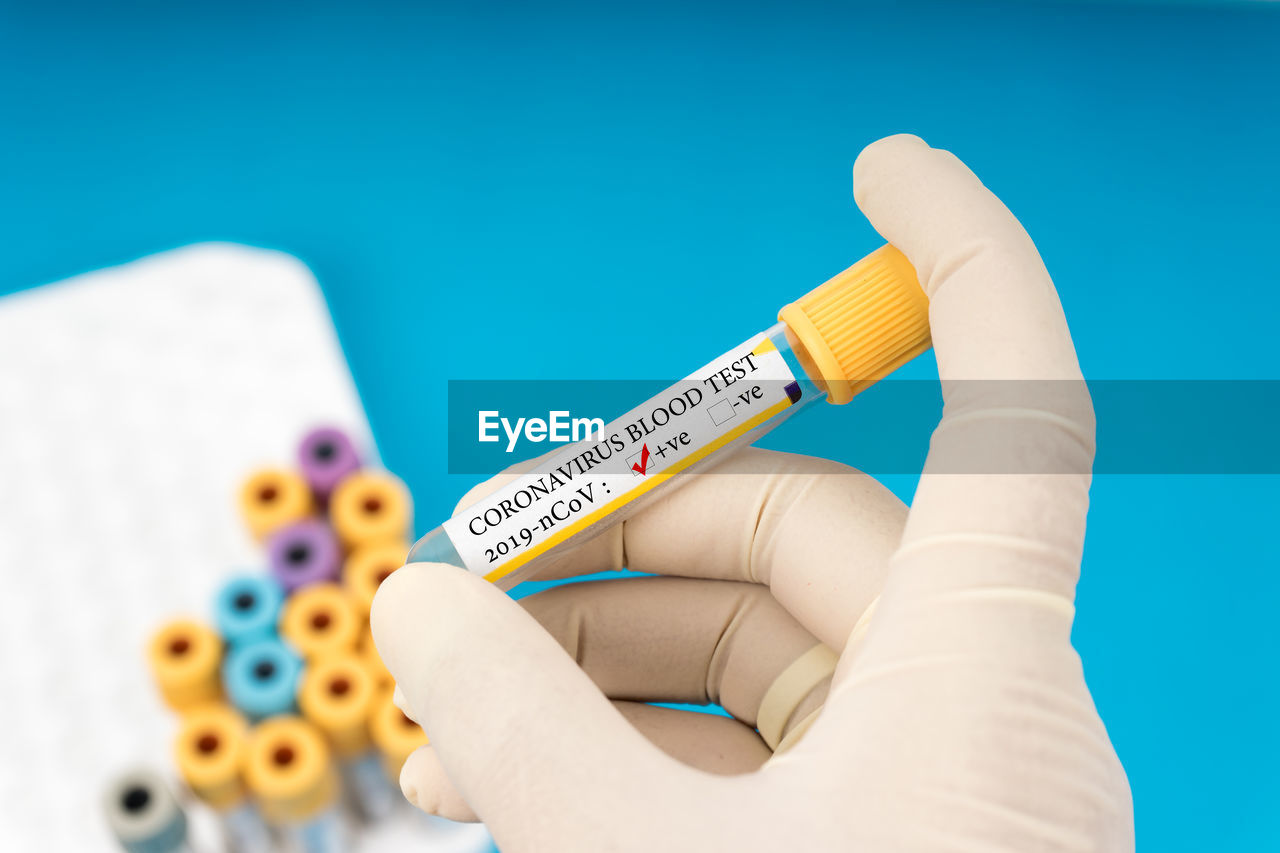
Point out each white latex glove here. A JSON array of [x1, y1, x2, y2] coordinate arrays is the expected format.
[[372, 134, 1135, 851]]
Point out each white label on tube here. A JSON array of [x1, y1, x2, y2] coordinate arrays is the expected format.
[[443, 333, 799, 583]]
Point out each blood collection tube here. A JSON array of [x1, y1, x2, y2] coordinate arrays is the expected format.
[[297, 427, 362, 502], [407, 245, 930, 589], [148, 620, 223, 711], [280, 583, 360, 660], [244, 716, 346, 853], [298, 654, 397, 821], [356, 624, 392, 689], [267, 520, 341, 593], [329, 471, 412, 551], [239, 468, 313, 541], [223, 637, 303, 720], [214, 574, 285, 646], [102, 767, 188, 853], [173, 704, 272, 852], [342, 540, 407, 618], [369, 685, 429, 782]]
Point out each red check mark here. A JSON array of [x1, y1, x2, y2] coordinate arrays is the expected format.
[[632, 443, 651, 475]]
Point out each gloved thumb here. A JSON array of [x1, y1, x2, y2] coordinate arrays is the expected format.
[[370, 562, 695, 846]]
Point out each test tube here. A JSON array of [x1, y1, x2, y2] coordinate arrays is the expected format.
[[173, 704, 272, 852], [341, 540, 408, 619], [267, 520, 341, 594], [407, 244, 930, 589], [214, 574, 285, 646], [329, 471, 412, 552], [148, 619, 223, 711], [297, 427, 361, 503], [102, 767, 188, 853], [356, 624, 392, 690], [298, 654, 397, 821], [223, 637, 303, 720], [369, 685, 429, 783], [244, 716, 346, 853], [239, 468, 314, 541], [280, 583, 360, 660]]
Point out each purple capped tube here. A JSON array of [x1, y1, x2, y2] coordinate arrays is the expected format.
[[297, 427, 361, 502], [267, 519, 340, 593]]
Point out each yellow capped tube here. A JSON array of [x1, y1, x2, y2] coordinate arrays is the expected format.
[[329, 472, 412, 551], [406, 243, 930, 589], [356, 624, 392, 689], [243, 716, 339, 825], [342, 540, 408, 618], [173, 705, 248, 810], [369, 686, 429, 781], [240, 468, 314, 540], [280, 582, 360, 659], [148, 620, 223, 710], [174, 704, 274, 850], [777, 245, 930, 404], [299, 654, 399, 821], [298, 654, 377, 758]]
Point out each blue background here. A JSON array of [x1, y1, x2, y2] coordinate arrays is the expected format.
[[3, 1, 1277, 848]]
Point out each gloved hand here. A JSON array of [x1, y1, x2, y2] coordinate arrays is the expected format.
[[372, 134, 1135, 851]]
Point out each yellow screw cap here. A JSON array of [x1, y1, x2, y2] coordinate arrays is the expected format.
[[148, 619, 223, 710], [173, 704, 248, 811], [369, 686, 429, 781], [342, 540, 408, 618], [244, 716, 337, 824], [280, 583, 360, 659], [239, 468, 314, 540], [298, 653, 377, 758], [778, 244, 931, 404], [329, 472, 412, 550]]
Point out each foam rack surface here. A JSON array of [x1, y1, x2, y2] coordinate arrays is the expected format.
[[0, 244, 493, 852]]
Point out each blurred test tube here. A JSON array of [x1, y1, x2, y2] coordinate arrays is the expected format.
[[173, 704, 272, 852], [298, 653, 398, 822], [356, 623, 392, 690], [267, 521, 341, 594], [369, 685, 429, 784], [223, 637, 303, 721], [244, 716, 347, 853], [297, 427, 361, 503], [342, 540, 407, 620], [329, 471, 412, 552], [214, 574, 285, 647], [239, 469, 314, 541], [280, 583, 359, 660], [148, 620, 223, 711], [102, 767, 188, 853]]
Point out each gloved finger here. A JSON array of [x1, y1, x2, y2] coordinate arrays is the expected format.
[[371, 562, 713, 846], [386, 573, 822, 747], [519, 577, 833, 749], [824, 135, 1094, 682], [400, 745, 478, 822], [455, 446, 905, 651], [400, 701, 772, 821], [853, 133, 1094, 595], [610, 701, 772, 774]]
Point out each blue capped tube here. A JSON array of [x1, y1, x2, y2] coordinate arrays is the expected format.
[[223, 637, 302, 721], [214, 574, 285, 646]]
